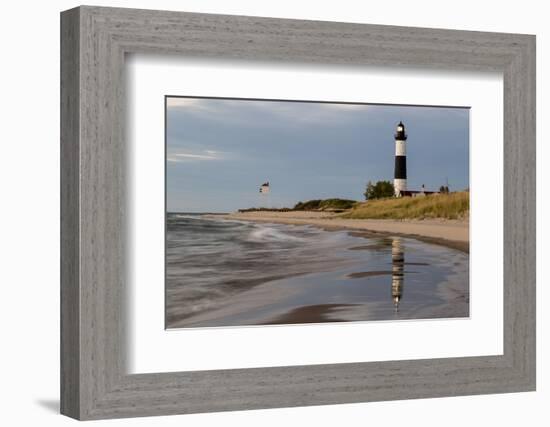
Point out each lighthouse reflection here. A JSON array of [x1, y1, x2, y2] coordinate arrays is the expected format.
[[391, 237, 405, 311]]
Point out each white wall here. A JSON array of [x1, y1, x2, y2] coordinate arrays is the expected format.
[[0, 0, 546, 425]]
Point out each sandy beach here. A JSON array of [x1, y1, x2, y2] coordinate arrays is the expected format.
[[218, 211, 469, 253], [167, 212, 469, 327]]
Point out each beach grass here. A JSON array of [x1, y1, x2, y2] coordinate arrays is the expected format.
[[341, 191, 469, 220], [294, 198, 357, 211]]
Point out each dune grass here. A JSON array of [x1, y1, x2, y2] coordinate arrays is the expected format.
[[294, 198, 357, 211], [341, 191, 469, 220]]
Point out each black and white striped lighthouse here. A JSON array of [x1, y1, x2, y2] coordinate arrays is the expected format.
[[393, 121, 407, 197]]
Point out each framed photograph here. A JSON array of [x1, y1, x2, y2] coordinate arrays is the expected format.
[[163, 96, 471, 329], [60, 6, 535, 420]]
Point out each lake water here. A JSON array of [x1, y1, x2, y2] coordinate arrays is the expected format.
[[166, 213, 469, 328]]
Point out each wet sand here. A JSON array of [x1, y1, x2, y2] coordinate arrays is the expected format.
[[347, 270, 395, 278], [219, 211, 469, 253], [258, 304, 357, 325], [168, 213, 469, 328]]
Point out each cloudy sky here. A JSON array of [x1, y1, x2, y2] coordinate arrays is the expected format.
[[166, 96, 469, 213]]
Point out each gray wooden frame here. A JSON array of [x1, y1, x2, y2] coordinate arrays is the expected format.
[[60, 5, 536, 420]]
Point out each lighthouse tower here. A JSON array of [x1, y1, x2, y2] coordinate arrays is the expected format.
[[393, 121, 407, 197]]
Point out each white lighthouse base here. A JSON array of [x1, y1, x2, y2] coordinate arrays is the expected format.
[[394, 179, 407, 197]]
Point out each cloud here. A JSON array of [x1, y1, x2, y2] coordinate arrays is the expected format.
[[166, 97, 202, 108], [166, 97, 220, 115], [243, 100, 372, 125], [167, 149, 226, 163], [166, 96, 375, 131], [318, 102, 372, 111]]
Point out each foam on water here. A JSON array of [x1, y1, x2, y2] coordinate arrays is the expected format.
[[247, 225, 304, 243]]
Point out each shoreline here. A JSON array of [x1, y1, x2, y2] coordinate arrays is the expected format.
[[168, 211, 470, 328], [215, 211, 469, 253]]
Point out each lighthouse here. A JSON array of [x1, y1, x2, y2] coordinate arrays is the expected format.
[[393, 121, 407, 197]]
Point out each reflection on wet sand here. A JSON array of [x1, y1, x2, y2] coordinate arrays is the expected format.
[[347, 236, 407, 312], [391, 237, 404, 311]]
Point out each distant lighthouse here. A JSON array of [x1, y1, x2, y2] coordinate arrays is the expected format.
[[393, 121, 407, 197]]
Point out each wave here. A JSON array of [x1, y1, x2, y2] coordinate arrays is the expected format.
[[168, 213, 254, 227], [247, 225, 304, 243], [169, 213, 205, 220]]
